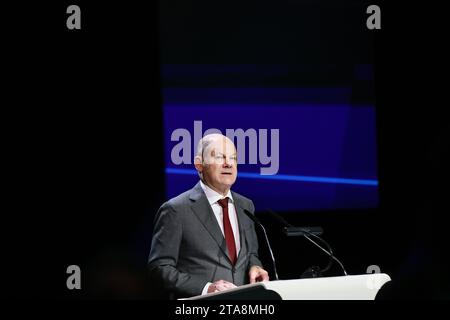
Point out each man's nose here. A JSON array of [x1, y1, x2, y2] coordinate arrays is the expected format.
[[223, 158, 233, 167]]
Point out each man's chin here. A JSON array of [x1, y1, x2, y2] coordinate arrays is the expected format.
[[217, 180, 235, 189]]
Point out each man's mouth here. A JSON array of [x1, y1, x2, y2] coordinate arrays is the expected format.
[[221, 172, 232, 175]]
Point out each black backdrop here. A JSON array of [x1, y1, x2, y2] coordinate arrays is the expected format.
[[3, 1, 449, 299]]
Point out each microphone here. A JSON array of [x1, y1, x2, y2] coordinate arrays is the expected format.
[[266, 209, 348, 277], [243, 209, 279, 281]]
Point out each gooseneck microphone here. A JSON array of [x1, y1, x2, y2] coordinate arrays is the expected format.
[[266, 209, 348, 276], [243, 209, 279, 281]]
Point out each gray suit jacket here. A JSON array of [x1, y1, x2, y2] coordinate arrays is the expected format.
[[148, 182, 263, 298]]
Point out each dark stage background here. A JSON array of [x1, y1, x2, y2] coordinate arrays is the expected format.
[[3, 1, 449, 300]]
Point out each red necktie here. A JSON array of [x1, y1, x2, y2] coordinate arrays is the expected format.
[[217, 197, 237, 265]]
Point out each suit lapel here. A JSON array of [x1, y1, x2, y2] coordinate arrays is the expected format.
[[189, 183, 231, 263]]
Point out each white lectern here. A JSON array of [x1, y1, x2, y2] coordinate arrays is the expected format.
[[181, 274, 391, 300]]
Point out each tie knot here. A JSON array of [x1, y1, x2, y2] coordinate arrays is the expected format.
[[217, 197, 229, 209]]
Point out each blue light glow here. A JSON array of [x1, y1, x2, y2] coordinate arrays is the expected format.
[[165, 168, 378, 186]]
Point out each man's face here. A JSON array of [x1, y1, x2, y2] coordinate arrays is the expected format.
[[200, 137, 238, 193]]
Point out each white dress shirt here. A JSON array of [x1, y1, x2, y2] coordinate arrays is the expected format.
[[199, 180, 241, 294]]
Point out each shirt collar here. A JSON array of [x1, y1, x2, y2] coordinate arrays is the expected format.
[[199, 180, 234, 206]]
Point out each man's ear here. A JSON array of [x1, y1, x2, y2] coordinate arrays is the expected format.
[[194, 156, 203, 172]]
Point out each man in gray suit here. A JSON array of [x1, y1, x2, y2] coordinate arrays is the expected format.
[[148, 133, 269, 298]]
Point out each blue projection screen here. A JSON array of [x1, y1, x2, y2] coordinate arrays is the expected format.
[[163, 86, 378, 212]]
